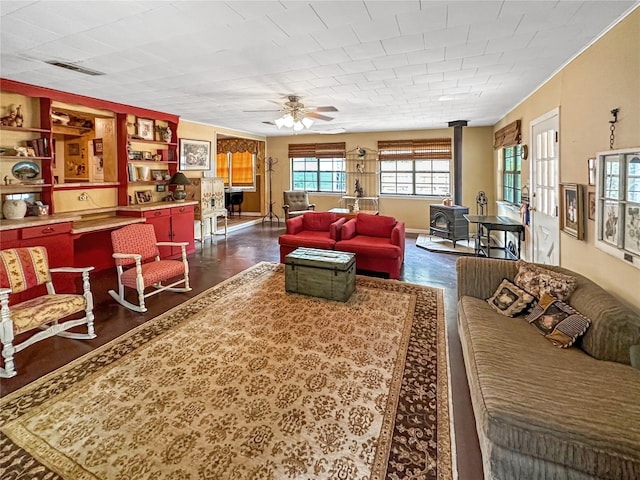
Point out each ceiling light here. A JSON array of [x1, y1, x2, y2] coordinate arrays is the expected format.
[[282, 113, 294, 128], [45, 60, 105, 76], [274, 111, 314, 131]]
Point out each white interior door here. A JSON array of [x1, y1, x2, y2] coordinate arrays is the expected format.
[[530, 109, 560, 265]]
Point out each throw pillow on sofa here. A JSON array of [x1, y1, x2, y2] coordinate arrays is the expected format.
[[525, 293, 591, 348], [487, 278, 535, 317], [514, 260, 577, 301]]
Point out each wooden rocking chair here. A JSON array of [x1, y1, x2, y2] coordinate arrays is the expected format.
[[0, 246, 96, 378], [109, 223, 191, 313]]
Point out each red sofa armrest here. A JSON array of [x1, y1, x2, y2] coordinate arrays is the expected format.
[[330, 217, 347, 241], [341, 219, 357, 240], [286, 215, 304, 234], [392, 221, 406, 258]]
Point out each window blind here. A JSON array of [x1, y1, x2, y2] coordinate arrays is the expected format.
[[378, 138, 452, 160], [288, 142, 346, 158], [494, 120, 521, 149]]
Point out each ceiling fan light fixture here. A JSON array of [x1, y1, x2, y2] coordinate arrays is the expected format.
[[274, 117, 286, 128], [282, 113, 294, 128], [301, 117, 314, 128], [293, 121, 304, 131]]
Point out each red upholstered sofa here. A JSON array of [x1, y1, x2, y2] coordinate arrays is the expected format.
[[335, 213, 405, 279], [278, 212, 346, 263]]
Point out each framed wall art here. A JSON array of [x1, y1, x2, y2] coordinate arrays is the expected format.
[[135, 190, 153, 204], [179, 138, 211, 171], [136, 118, 154, 140], [588, 191, 596, 221], [587, 157, 596, 185], [560, 183, 584, 239]]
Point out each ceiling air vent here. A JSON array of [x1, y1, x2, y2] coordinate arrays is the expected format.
[[45, 60, 104, 76]]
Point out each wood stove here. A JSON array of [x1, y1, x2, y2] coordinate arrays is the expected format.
[[429, 204, 469, 247]]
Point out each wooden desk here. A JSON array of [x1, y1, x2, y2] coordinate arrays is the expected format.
[[328, 208, 378, 220], [464, 215, 524, 259]]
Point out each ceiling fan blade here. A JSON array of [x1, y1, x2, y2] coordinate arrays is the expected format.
[[312, 106, 338, 112], [305, 112, 334, 121]]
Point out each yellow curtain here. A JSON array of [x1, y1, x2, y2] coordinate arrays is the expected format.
[[216, 152, 229, 183], [232, 151, 253, 185]]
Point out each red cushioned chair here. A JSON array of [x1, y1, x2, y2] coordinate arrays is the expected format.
[[278, 211, 346, 263], [0, 246, 96, 378], [335, 212, 405, 279], [109, 223, 191, 313]]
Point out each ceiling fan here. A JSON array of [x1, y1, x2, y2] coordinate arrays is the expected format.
[[247, 95, 337, 130]]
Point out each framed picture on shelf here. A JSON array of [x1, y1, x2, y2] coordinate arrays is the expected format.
[[560, 183, 584, 239], [588, 191, 596, 221], [142, 151, 152, 160], [156, 184, 166, 192], [136, 118, 154, 141], [179, 138, 211, 171], [135, 190, 153, 204]]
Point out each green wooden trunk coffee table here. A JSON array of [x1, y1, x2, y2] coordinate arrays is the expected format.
[[284, 247, 356, 302]]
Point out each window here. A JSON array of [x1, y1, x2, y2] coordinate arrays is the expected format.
[[378, 139, 452, 196], [503, 145, 522, 204], [595, 147, 640, 269], [215, 137, 263, 190], [289, 142, 346, 193], [216, 151, 255, 188]]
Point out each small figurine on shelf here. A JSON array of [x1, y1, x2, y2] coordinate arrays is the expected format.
[[155, 125, 172, 143], [354, 179, 364, 197], [0, 105, 17, 126], [14, 105, 23, 127]]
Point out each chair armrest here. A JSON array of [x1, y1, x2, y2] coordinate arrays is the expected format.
[[308, 204, 316, 210], [283, 204, 290, 213], [341, 219, 357, 240], [330, 217, 347, 241], [157, 241, 189, 247], [112, 252, 142, 260], [50, 266, 95, 274], [286, 215, 304, 234], [391, 221, 406, 259]]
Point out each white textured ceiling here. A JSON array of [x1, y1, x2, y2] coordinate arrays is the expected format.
[[1, 1, 637, 137]]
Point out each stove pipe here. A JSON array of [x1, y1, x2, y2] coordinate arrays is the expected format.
[[448, 120, 468, 206]]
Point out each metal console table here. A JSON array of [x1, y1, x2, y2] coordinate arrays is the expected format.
[[464, 214, 524, 260]]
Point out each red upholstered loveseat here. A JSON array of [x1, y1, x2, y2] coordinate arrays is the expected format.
[[278, 212, 346, 263], [335, 213, 405, 279]]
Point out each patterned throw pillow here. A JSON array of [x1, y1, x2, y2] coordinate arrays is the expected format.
[[525, 293, 591, 348], [487, 279, 535, 317], [514, 260, 577, 301]]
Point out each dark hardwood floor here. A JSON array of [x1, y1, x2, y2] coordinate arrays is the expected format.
[[0, 219, 483, 480]]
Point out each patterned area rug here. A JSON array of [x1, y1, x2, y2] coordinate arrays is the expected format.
[[1, 262, 450, 480]]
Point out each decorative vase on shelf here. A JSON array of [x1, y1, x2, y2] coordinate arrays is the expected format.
[[162, 127, 172, 143], [3, 199, 27, 219]]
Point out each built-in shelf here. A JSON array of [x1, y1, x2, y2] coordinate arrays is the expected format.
[[0, 125, 50, 134], [52, 124, 92, 137], [53, 182, 120, 190], [0, 155, 52, 161], [128, 136, 177, 147]]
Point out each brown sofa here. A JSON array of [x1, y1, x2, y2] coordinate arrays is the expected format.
[[456, 256, 640, 480]]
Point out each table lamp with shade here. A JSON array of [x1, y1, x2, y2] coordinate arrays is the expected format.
[[168, 172, 191, 201]]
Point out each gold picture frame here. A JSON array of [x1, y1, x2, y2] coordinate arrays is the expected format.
[[135, 190, 153, 204], [136, 118, 154, 141], [560, 183, 584, 239]]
